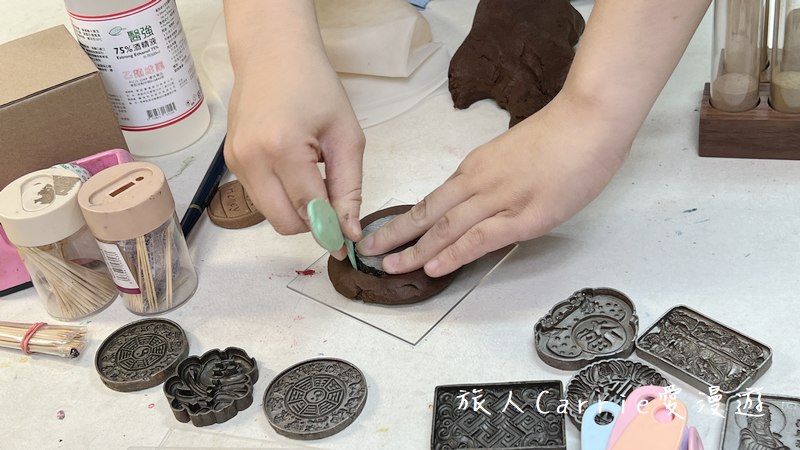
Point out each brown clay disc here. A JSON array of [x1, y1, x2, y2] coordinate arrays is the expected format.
[[327, 205, 458, 305], [208, 179, 265, 229]]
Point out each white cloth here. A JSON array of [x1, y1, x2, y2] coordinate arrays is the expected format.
[[201, 0, 448, 128], [316, 0, 439, 77]]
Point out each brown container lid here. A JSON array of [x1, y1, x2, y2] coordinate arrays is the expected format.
[[78, 162, 175, 241]]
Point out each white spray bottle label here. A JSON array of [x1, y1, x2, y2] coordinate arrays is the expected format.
[[67, 0, 204, 131]]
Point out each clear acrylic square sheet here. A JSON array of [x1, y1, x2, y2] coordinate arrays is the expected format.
[[288, 199, 517, 345]]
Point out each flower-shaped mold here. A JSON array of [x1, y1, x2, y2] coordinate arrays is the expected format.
[[535, 287, 639, 370], [163, 347, 258, 427]]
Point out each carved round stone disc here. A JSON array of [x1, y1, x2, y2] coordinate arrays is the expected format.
[[208, 179, 265, 229], [534, 287, 639, 370], [95, 318, 189, 392], [263, 358, 368, 440], [565, 358, 670, 427]]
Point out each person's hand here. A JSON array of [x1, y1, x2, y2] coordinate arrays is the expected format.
[[355, 0, 713, 276], [356, 94, 632, 277], [223, 1, 364, 253]]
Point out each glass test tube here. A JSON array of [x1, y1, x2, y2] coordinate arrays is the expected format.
[[761, 0, 771, 70], [711, 0, 766, 112], [770, 0, 800, 112]]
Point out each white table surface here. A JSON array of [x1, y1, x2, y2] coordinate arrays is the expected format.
[[2, 1, 799, 449]]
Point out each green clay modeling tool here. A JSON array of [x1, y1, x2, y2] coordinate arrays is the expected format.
[[307, 198, 357, 269], [345, 239, 357, 270]]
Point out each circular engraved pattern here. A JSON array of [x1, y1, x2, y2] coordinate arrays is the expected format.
[[115, 334, 168, 371], [264, 358, 368, 440], [285, 374, 346, 418], [95, 318, 188, 392], [565, 358, 670, 427]]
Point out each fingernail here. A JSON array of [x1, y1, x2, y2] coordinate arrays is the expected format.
[[348, 217, 362, 240], [298, 202, 310, 222], [357, 234, 374, 252], [331, 247, 346, 261], [382, 254, 398, 273], [424, 259, 440, 277]]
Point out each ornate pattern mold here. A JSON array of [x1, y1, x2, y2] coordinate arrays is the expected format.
[[534, 287, 639, 370], [635, 305, 772, 398], [432, 380, 566, 450], [719, 393, 799, 450], [95, 318, 189, 392], [565, 358, 670, 427], [263, 358, 368, 440], [163, 347, 259, 427]]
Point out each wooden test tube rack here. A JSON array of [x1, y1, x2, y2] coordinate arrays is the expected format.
[[698, 81, 800, 160]]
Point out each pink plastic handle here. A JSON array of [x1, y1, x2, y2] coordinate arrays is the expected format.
[[607, 385, 667, 448], [687, 426, 704, 450], [609, 397, 688, 450]]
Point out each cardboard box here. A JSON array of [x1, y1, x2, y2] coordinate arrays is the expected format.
[[0, 25, 128, 189]]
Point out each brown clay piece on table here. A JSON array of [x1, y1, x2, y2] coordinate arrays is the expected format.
[[208, 179, 265, 229], [448, 0, 585, 127], [327, 205, 457, 305]]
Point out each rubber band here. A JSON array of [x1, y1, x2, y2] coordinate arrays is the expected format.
[[21, 322, 47, 354]]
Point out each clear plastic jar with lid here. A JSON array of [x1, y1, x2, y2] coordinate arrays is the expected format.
[[78, 162, 197, 315], [0, 168, 118, 320]]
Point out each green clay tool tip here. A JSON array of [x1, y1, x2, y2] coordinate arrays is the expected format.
[[345, 239, 357, 270]]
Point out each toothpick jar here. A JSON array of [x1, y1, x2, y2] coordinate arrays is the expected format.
[[0, 167, 118, 320], [78, 162, 197, 315]]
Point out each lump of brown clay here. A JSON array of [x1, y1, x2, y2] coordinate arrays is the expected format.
[[448, 0, 585, 127], [327, 205, 457, 305]]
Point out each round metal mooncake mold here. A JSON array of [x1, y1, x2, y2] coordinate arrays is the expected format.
[[535, 287, 639, 370], [95, 318, 189, 392], [565, 358, 670, 427], [263, 358, 368, 440]]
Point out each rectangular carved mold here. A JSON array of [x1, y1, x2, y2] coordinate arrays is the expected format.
[[431, 380, 566, 450], [719, 393, 800, 449], [636, 305, 772, 399]]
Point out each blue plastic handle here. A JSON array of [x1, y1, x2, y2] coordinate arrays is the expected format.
[[582, 402, 623, 450]]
